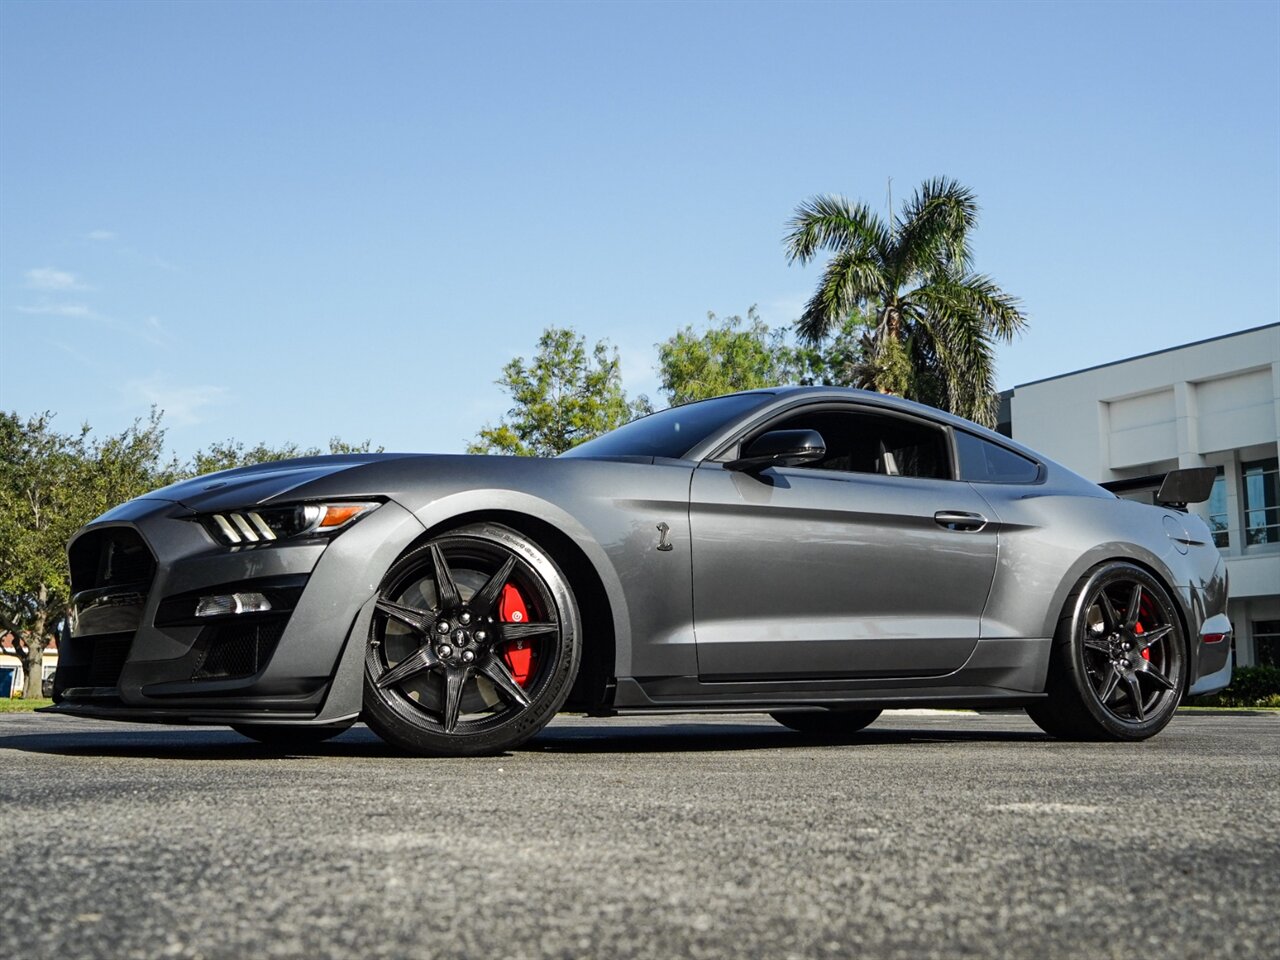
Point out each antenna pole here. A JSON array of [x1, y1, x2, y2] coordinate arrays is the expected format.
[[887, 176, 893, 236]]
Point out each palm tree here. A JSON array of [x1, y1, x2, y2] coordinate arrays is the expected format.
[[784, 177, 1026, 427]]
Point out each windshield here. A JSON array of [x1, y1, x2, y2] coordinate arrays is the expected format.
[[560, 392, 775, 460]]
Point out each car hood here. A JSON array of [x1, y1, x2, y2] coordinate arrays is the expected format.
[[102, 454, 421, 519]]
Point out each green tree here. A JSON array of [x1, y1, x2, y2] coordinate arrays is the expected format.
[[784, 311, 879, 391], [656, 307, 876, 405], [0, 410, 174, 699], [658, 307, 791, 405], [190, 436, 381, 475], [469, 327, 650, 457], [784, 177, 1027, 426]]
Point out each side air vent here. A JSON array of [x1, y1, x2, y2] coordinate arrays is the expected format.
[[192, 618, 287, 681], [53, 632, 134, 699]]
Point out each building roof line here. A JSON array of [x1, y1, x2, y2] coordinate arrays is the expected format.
[[1011, 322, 1280, 390]]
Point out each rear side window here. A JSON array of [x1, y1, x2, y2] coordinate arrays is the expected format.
[[955, 431, 1040, 483]]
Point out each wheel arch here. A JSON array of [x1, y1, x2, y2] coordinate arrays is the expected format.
[[1045, 550, 1193, 691]]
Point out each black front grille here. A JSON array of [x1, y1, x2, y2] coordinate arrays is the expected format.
[[69, 528, 156, 595], [54, 632, 133, 697], [193, 618, 286, 681]]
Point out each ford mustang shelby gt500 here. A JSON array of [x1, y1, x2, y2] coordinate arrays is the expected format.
[[48, 387, 1231, 754]]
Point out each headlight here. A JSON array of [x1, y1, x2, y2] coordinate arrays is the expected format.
[[199, 501, 380, 545]]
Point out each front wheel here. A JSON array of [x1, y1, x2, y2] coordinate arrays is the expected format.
[[362, 523, 582, 757], [771, 709, 882, 738], [1027, 562, 1186, 741]]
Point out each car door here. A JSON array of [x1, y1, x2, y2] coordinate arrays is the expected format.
[[689, 403, 998, 680]]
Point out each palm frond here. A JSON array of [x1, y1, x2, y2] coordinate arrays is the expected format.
[[947, 273, 1027, 340], [795, 248, 885, 344], [894, 177, 979, 280], [906, 285, 1000, 426], [784, 195, 891, 265]]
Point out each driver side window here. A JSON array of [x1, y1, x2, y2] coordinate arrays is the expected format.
[[760, 408, 952, 480]]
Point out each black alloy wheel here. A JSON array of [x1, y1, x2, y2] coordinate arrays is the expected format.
[[362, 523, 581, 756], [771, 709, 882, 738], [231, 721, 354, 747], [1027, 562, 1186, 741]]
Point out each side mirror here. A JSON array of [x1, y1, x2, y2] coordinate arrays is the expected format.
[[725, 429, 826, 473]]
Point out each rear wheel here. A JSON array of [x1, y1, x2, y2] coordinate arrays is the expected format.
[[231, 721, 354, 746], [1027, 562, 1186, 741], [771, 709, 882, 738], [362, 523, 581, 757]]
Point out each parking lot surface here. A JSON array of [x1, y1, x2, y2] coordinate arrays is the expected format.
[[1, 710, 1276, 960]]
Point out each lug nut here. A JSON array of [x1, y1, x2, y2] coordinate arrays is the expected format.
[[475, 630, 487, 642], [462, 649, 475, 663], [459, 611, 472, 625], [438, 644, 453, 658], [437, 621, 450, 634]]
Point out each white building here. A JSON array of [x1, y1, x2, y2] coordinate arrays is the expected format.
[[0, 639, 59, 698], [1004, 322, 1280, 668]]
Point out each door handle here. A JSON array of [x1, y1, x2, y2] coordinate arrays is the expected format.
[[934, 510, 988, 533]]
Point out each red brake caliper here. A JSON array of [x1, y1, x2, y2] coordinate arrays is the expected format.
[[1136, 622, 1150, 660], [499, 583, 537, 687]]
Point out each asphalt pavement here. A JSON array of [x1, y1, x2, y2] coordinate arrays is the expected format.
[[1, 710, 1276, 960]]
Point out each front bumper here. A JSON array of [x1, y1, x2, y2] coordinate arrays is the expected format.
[[46, 496, 425, 724]]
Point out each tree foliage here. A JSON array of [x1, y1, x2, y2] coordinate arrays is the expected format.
[[784, 177, 1027, 426], [0, 410, 175, 698], [656, 307, 876, 405], [0, 410, 380, 697], [191, 437, 380, 475], [468, 327, 650, 457], [658, 308, 792, 405]]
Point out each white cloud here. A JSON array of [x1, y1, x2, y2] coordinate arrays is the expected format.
[[86, 229, 117, 241], [122, 375, 228, 426], [25, 267, 85, 291], [120, 246, 180, 273], [16, 302, 100, 319], [139, 315, 171, 347]]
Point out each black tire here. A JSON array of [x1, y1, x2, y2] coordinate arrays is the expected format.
[[771, 709, 882, 738], [1027, 562, 1186, 741], [362, 523, 582, 757], [231, 721, 354, 746]]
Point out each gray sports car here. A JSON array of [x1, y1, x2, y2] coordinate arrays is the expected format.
[[48, 387, 1232, 755]]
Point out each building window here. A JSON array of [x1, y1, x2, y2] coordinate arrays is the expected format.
[[1242, 457, 1280, 546], [1207, 465, 1229, 548], [1254, 620, 1280, 668]]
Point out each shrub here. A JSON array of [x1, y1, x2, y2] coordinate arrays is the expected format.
[[1189, 665, 1280, 707]]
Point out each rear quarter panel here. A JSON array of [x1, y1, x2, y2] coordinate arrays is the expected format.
[[973, 482, 1226, 688]]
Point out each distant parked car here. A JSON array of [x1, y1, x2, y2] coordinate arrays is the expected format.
[[47, 387, 1231, 754]]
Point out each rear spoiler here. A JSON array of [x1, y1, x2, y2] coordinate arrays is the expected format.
[[1100, 467, 1216, 510]]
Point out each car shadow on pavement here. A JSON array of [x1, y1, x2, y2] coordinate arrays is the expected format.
[[0, 718, 1048, 760], [526, 722, 1049, 753]]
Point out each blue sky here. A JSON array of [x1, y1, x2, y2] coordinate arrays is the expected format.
[[2, 0, 1277, 458]]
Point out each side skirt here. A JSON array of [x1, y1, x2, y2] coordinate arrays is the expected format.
[[614, 636, 1053, 712]]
